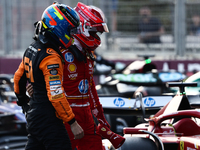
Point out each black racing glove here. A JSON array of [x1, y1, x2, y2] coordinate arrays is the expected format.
[[22, 103, 30, 115], [15, 93, 30, 106]]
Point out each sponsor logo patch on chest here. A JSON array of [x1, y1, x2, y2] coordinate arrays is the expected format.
[[68, 73, 78, 80], [65, 52, 74, 62], [68, 63, 77, 73]]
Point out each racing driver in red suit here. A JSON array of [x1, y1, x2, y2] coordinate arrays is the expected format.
[[62, 2, 122, 150]]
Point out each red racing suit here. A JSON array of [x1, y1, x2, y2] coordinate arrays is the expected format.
[[62, 45, 104, 150]]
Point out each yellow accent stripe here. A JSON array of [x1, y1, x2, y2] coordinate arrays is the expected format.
[[65, 34, 70, 40], [53, 6, 63, 20], [168, 124, 177, 136], [42, 21, 48, 29]]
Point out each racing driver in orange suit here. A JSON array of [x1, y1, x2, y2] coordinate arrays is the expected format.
[[14, 3, 84, 150]]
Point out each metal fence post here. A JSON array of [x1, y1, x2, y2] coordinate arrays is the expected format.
[[174, 0, 186, 57], [3, 0, 12, 55]]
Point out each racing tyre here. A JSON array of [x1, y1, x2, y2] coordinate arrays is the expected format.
[[118, 136, 157, 150]]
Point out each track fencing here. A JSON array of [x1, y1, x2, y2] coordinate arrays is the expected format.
[[1, 0, 200, 60]]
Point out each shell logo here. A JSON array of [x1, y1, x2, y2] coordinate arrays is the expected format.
[[68, 63, 77, 73]]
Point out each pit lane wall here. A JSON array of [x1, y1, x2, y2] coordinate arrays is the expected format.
[[1, 57, 200, 76]]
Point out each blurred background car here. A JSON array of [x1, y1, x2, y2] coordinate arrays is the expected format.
[[0, 74, 27, 135], [0, 74, 27, 149]]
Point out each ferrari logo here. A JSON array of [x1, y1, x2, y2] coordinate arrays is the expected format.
[[101, 127, 106, 131], [180, 141, 184, 150]]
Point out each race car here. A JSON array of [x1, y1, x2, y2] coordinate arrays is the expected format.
[[97, 55, 187, 134], [114, 82, 200, 150]]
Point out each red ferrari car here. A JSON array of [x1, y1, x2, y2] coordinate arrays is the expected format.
[[112, 82, 200, 150]]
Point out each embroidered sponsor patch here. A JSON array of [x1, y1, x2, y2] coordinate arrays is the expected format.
[[65, 52, 74, 62], [29, 46, 38, 52], [107, 131, 112, 135], [50, 85, 62, 91], [68, 73, 78, 80], [49, 80, 61, 86], [78, 79, 89, 94], [101, 127, 106, 131], [47, 64, 59, 69], [51, 93, 63, 100], [50, 69, 58, 75], [49, 75, 60, 80], [68, 63, 77, 73], [89, 62, 93, 68], [46, 48, 56, 54], [50, 89, 63, 96]]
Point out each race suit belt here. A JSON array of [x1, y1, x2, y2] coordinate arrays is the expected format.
[[65, 94, 89, 100], [70, 102, 90, 107], [66, 97, 90, 107]]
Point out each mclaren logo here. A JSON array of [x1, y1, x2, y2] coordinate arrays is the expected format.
[[46, 48, 56, 54]]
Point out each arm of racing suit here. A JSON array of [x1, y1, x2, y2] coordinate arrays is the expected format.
[[14, 60, 30, 106], [39, 53, 76, 124], [89, 78, 110, 128]]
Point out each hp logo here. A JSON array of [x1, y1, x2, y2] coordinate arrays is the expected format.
[[114, 98, 125, 107], [144, 97, 156, 107]]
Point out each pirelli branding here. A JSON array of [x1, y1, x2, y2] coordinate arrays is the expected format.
[[49, 75, 60, 80], [51, 93, 63, 100]]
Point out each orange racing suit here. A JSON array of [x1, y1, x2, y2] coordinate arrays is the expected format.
[[14, 40, 75, 150]]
